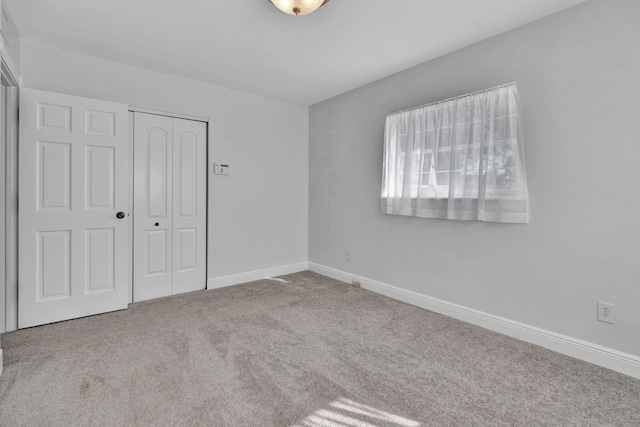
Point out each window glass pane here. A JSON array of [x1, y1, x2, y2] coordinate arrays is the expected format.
[[438, 126, 453, 147], [422, 152, 433, 170], [486, 143, 516, 169], [420, 171, 430, 187], [398, 134, 408, 151], [451, 171, 466, 190], [435, 171, 450, 186], [496, 167, 518, 192], [436, 151, 451, 171], [462, 173, 479, 194], [494, 117, 507, 137], [465, 148, 480, 173], [455, 122, 471, 139], [452, 148, 468, 171]]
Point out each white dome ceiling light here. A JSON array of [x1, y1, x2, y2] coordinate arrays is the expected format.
[[268, 0, 331, 16]]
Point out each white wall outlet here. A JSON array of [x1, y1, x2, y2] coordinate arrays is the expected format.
[[345, 249, 351, 261], [597, 301, 615, 324]]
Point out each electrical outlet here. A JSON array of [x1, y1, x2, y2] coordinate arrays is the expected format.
[[597, 301, 615, 324], [345, 250, 351, 261]]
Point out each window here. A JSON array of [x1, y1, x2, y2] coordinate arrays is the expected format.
[[381, 83, 529, 223]]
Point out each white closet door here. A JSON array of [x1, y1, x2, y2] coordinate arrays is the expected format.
[[19, 88, 129, 328], [133, 112, 206, 301], [172, 118, 207, 295], [133, 113, 173, 301]]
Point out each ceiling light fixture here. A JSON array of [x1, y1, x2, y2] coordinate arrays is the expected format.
[[268, 0, 330, 16]]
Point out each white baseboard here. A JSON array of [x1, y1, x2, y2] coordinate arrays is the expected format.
[[309, 262, 640, 380], [207, 262, 309, 290]]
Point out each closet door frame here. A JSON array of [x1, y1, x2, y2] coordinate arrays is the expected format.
[[128, 107, 209, 303]]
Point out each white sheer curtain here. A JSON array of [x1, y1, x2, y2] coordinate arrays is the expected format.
[[381, 83, 529, 223]]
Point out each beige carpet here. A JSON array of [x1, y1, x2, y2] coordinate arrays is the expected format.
[[0, 271, 639, 426]]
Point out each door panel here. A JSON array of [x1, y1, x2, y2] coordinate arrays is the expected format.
[[85, 228, 115, 292], [38, 103, 71, 131], [38, 141, 71, 210], [86, 146, 115, 209], [172, 118, 206, 295], [177, 228, 197, 271], [177, 132, 197, 217], [86, 110, 116, 136], [147, 229, 168, 275], [134, 113, 173, 301], [19, 88, 129, 328], [147, 128, 169, 218], [37, 230, 71, 300], [133, 113, 206, 301]]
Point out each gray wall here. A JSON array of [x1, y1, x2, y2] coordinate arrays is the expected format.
[[309, 0, 640, 356]]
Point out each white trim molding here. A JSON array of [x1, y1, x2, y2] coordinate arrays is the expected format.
[[1, 55, 19, 87], [308, 262, 640, 380], [207, 262, 309, 290], [128, 106, 209, 123]]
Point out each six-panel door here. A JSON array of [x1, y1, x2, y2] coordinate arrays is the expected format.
[[19, 88, 129, 328]]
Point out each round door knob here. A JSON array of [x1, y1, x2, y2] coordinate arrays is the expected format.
[[116, 212, 125, 219], [155, 223, 159, 227]]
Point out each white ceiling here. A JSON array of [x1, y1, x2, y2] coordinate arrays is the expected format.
[[7, 0, 588, 105]]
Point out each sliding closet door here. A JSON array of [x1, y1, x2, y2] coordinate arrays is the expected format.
[[133, 112, 206, 301]]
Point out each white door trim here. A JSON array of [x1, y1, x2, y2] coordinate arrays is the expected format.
[[128, 106, 209, 124], [0, 56, 20, 88], [1, 85, 6, 334], [1, 64, 19, 333]]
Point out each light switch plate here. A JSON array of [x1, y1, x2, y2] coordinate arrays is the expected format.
[[214, 163, 230, 175]]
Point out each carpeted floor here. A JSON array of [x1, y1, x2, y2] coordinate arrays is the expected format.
[[0, 271, 639, 426]]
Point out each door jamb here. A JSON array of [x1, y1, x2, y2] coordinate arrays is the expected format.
[[2, 56, 19, 333]]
